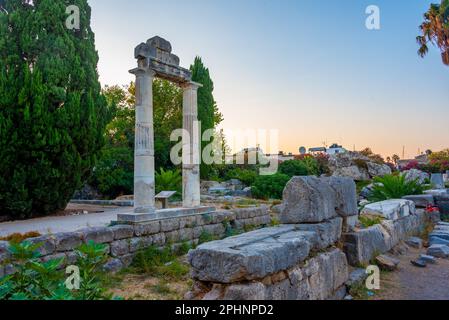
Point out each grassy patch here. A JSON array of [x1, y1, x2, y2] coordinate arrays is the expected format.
[[359, 215, 384, 228]]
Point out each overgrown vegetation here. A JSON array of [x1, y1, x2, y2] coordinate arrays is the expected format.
[[130, 245, 190, 281], [359, 215, 384, 228], [0, 241, 114, 300], [155, 168, 182, 199], [368, 174, 425, 202], [251, 173, 291, 200]]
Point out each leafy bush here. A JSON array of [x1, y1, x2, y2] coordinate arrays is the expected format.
[[0, 241, 113, 300], [224, 168, 258, 186], [155, 168, 182, 196], [279, 160, 308, 177], [90, 146, 133, 199], [251, 173, 291, 200], [368, 174, 424, 202]]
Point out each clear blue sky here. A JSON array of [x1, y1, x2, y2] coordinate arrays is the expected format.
[[90, 0, 449, 158]]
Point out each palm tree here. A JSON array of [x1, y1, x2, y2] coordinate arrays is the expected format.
[[417, 0, 449, 66]]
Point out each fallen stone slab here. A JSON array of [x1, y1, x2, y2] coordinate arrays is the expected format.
[[375, 255, 400, 271], [429, 236, 449, 247], [361, 199, 415, 221], [189, 226, 312, 283], [280, 176, 337, 223], [429, 232, 449, 241], [419, 254, 437, 264], [411, 259, 426, 268], [405, 237, 423, 249], [427, 244, 449, 258], [402, 195, 435, 208]]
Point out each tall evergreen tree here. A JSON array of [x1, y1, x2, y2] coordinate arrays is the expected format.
[[0, 0, 108, 218], [190, 57, 223, 179]]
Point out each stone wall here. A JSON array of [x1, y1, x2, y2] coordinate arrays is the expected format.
[[343, 210, 428, 266], [0, 206, 271, 277], [186, 176, 434, 300], [187, 225, 348, 300], [187, 176, 356, 300]]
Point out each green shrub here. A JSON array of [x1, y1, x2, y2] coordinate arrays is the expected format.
[[90, 146, 133, 199], [368, 174, 424, 202], [279, 160, 308, 177], [0, 241, 113, 300], [198, 230, 218, 244], [251, 173, 291, 200], [224, 168, 258, 186], [155, 168, 182, 197]]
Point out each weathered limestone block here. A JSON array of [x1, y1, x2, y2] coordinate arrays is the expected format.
[[427, 244, 449, 258], [295, 217, 343, 251], [189, 226, 311, 283], [179, 215, 198, 229], [130, 236, 153, 252], [280, 176, 337, 223], [343, 225, 389, 266], [401, 169, 429, 185], [80, 227, 114, 244], [367, 162, 391, 178], [120, 254, 135, 268], [402, 195, 435, 208], [134, 221, 161, 236], [344, 210, 427, 266], [323, 177, 358, 217], [55, 232, 83, 252], [345, 268, 367, 288], [332, 166, 370, 181], [110, 239, 130, 257], [160, 218, 181, 232], [109, 225, 134, 240], [376, 254, 400, 271], [152, 233, 166, 246], [361, 199, 416, 221], [103, 258, 124, 273], [296, 248, 348, 300], [203, 223, 225, 237], [165, 230, 180, 243], [405, 237, 423, 249], [27, 235, 56, 256], [223, 282, 266, 300]]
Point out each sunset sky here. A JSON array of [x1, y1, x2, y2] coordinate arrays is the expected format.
[[90, 0, 449, 159]]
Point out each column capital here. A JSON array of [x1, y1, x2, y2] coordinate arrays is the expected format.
[[129, 67, 156, 77], [181, 81, 203, 90]]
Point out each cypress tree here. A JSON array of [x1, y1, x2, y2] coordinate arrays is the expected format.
[[0, 0, 108, 218], [190, 57, 223, 179]]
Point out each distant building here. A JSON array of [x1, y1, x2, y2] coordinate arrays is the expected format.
[[397, 154, 429, 170], [308, 144, 347, 156]]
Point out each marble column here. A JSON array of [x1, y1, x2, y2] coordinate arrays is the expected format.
[[131, 67, 156, 215], [182, 82, 202, 208]]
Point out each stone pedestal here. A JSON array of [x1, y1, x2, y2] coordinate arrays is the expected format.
[[182, 82, 202, 208]]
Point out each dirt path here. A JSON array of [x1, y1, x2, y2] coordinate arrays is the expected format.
[[375, 247, 449, 300]]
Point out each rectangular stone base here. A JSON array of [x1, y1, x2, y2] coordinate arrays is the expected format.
[[116, 206, 216, 224]]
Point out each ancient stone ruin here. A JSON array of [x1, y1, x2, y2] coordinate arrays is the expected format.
[[118, 36, 204, 223], [187, 176, 432, 300]]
